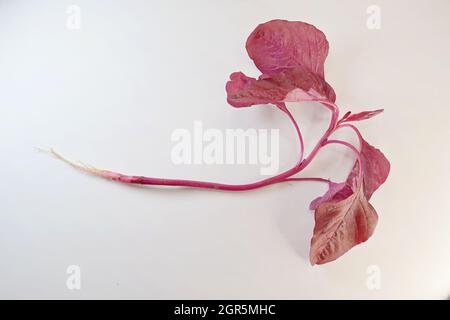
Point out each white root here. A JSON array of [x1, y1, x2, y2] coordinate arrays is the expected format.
[[37, 147, 104, 176]]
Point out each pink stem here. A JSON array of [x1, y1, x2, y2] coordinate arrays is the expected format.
[[101, 167, 301, 191], [322, 139, 363, 179], [56, 101, 341, 191], [276, 103, 304, 162], [283, 177, 330, 184], [102, 172, 330, 191], [290, 100, 340, 170], [336, 123, 363, 147]]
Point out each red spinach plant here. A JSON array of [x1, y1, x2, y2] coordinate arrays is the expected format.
[[50, 20, 390, 265]]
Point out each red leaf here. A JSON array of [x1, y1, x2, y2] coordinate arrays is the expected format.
[[309, 138, 389, 264], [346, 138, 390, 199], [340, 111, 351, 121], [226, 20, 336, 108], [226, 67, 335, 108], [246, 19, 329, 78], [310, 137, 389, 211], [310, 186, 378, 265], [341, 109, 384, 123], [309, 182, 353, 210]]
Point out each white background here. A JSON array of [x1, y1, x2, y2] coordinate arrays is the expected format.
[[1, 0, 449, 299]]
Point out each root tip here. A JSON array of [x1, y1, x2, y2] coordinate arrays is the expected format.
[[40, 147, 105, 177]]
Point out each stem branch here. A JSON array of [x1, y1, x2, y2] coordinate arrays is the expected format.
[[48, 101, 341, 191]]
